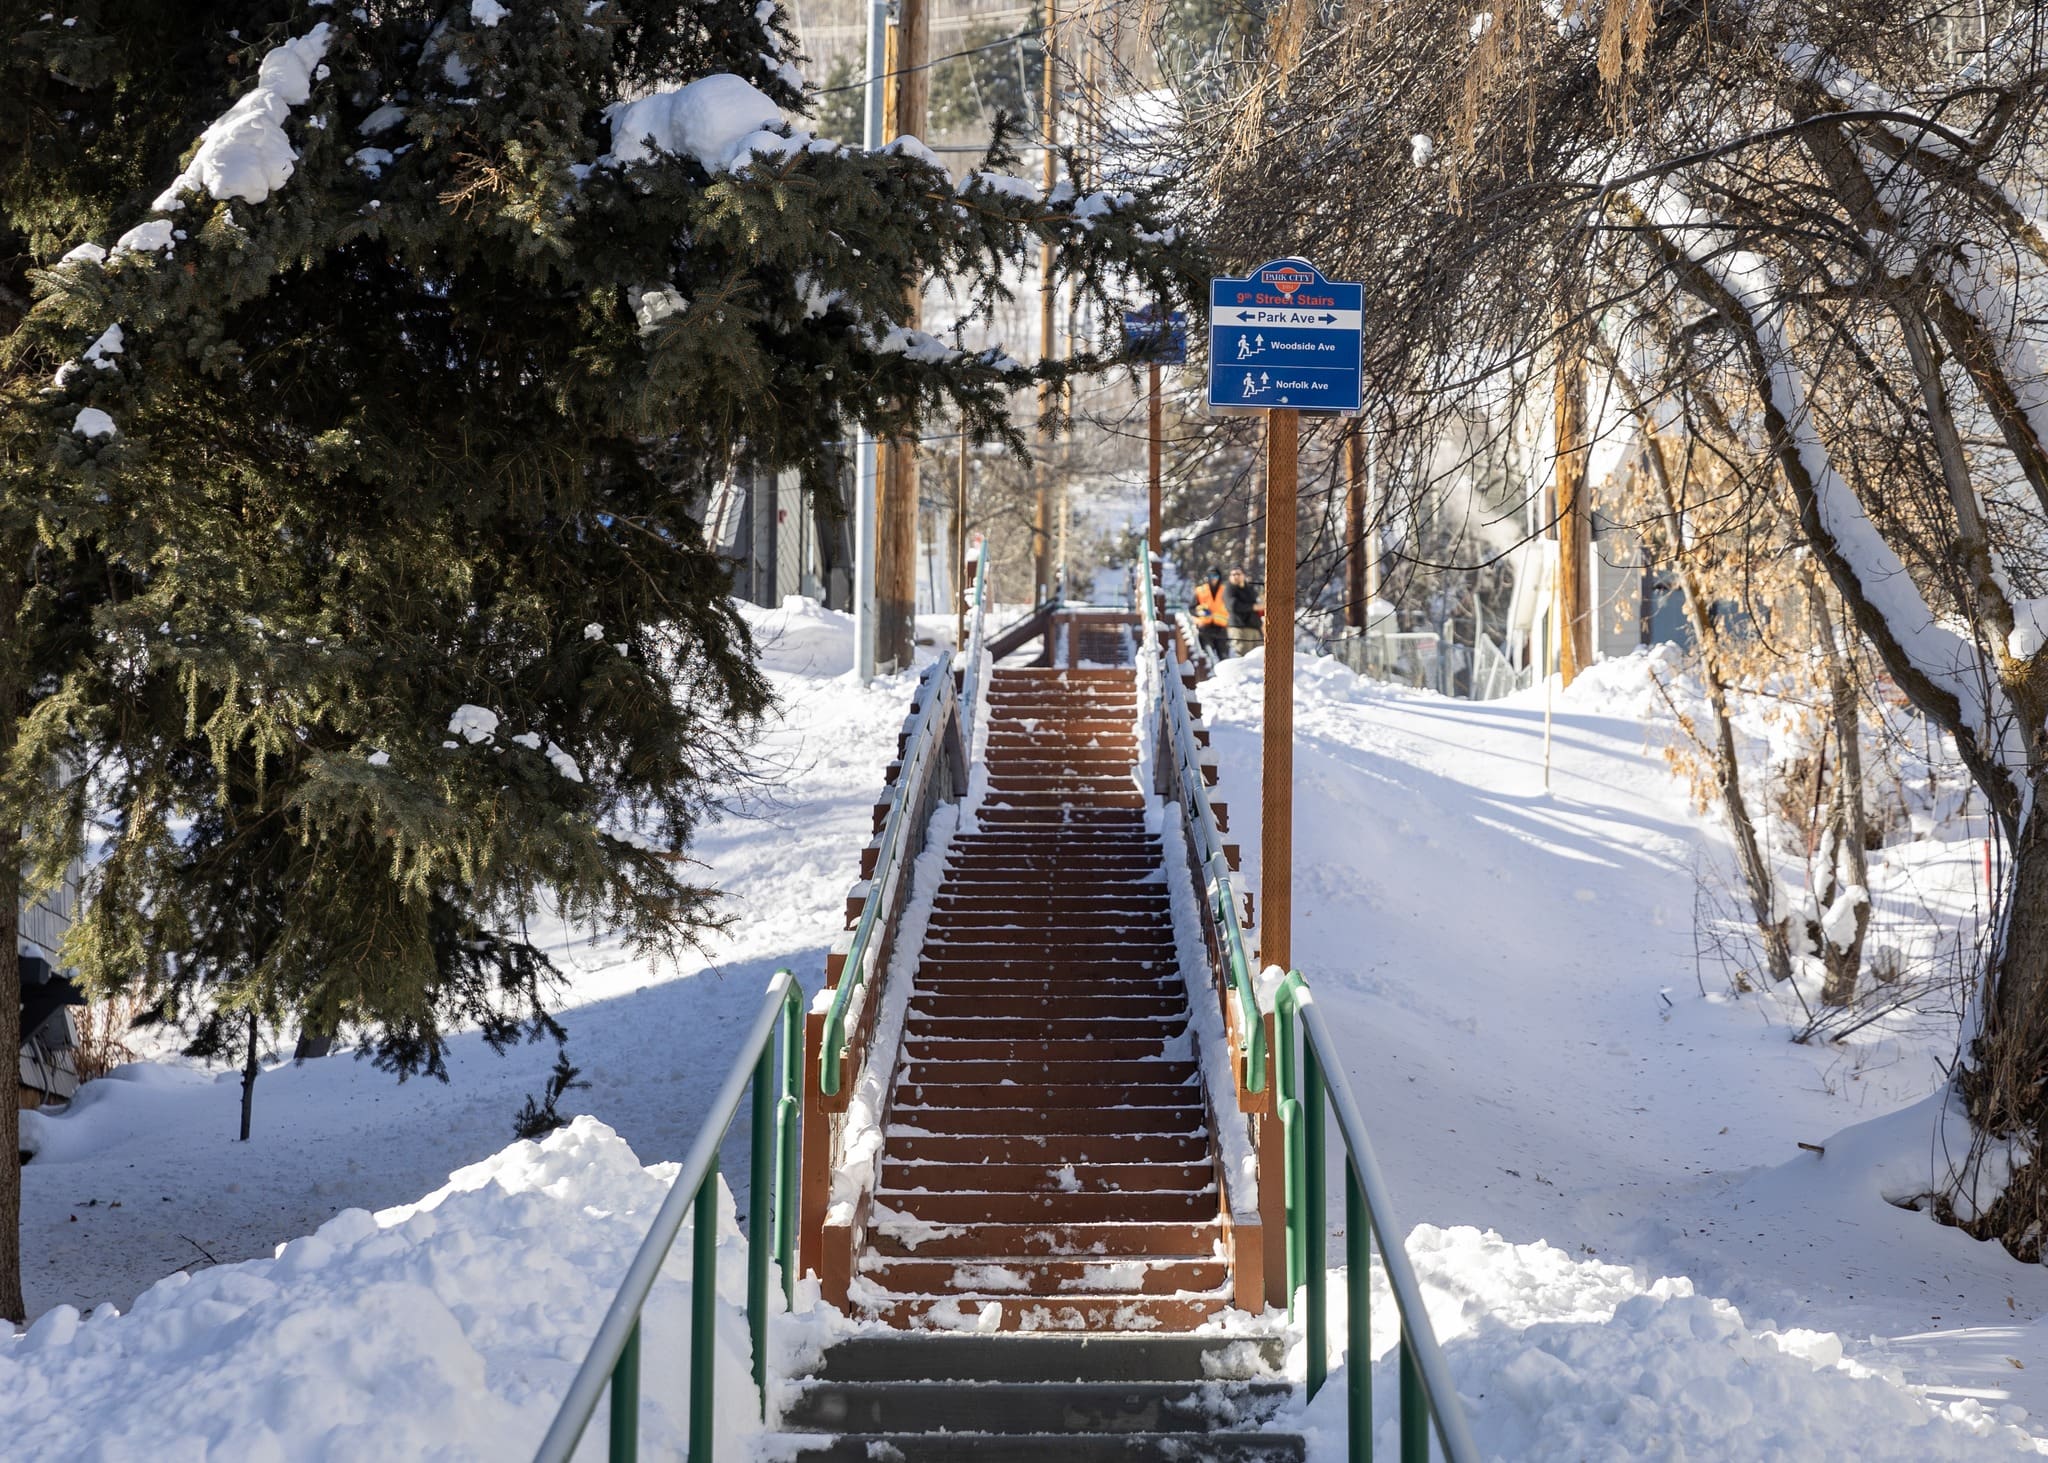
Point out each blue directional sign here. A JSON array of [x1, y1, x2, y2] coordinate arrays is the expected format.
[[1122, 305, 1187, 365], [1207, 258, 1363, 413]]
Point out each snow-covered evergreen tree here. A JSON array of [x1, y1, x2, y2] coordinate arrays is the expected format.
[[0, 0, 1191, 1314]]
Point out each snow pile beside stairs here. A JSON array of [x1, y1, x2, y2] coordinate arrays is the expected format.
[[1294, 1226, 2046, 1460], [0, 1117, 766, 1461]]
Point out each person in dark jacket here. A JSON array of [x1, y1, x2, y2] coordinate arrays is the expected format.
[[1192, 568, 1233, 661], [1223, 568, 1263, 656]]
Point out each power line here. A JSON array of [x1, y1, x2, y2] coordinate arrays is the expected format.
[[811, 24, 1046, 96]]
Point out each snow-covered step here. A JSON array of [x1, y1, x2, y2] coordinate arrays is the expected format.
[[877, 1161, 1214, 1195], [779, 1376, 1288, 1433], [863, 1217, 1224, 1259], [809, 1334, 1285, 1383], [855, 1256, 1231, 1296], [874, 1191, 1219, 1226], [853, 1292, 1233, 1332]]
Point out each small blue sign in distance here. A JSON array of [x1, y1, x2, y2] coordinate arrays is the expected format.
[[1207, 258, 1363, 413], [1122, 305, 1187, 365]]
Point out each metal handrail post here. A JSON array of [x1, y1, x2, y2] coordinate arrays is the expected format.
[[688, 1161, 719, 1461], [608, 1322, 640, 1463], [1301, 994, 1482, 1463], [533, 971, 798, 1463], [1346, 1162, 1370, 1462], [747, 1043, 774, 1417], [1400, 1341, 1427, 1463], [1304, 1035, 1328, 1399], [774, 984, 803, 1311]]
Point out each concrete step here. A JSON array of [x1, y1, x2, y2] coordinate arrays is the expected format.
[[810, 1333, 1287, 1383], [777, 1434, 1302, 1461], [781, 1378, 1290, 1434]]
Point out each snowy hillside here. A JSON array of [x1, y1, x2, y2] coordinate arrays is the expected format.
[[1198, 648, 2048, 1452]]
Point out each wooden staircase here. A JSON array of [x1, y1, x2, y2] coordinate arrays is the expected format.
[[781, 594, 1298, 1461], [849, 665, 1235, 1332]]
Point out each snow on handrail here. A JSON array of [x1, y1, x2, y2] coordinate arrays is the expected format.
[[819, 651, 957, 1096], [1135, 553, 1267, 1094]]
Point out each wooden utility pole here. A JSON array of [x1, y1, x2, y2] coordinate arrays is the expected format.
[[1260, 409, 1298, 972], [1344, 426, 1366, 627], [1032, 0, 1059, 601], [955, 420, 969, 648], [1147, 361, 1163, 558], [1553, 316, 1593, 684], [876, 0, 929, 669]]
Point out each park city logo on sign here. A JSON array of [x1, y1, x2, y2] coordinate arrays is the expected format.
[[1261, 264, 1313, 298], [1207, 257, 1364, 413]]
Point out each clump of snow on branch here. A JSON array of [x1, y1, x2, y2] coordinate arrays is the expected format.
[[447, 705, 498, 745], [631, 286, 687, 334], [71, 408, 117, 440], [607, 74, 788, 175], [52, 324, 123, 390], [151, 23, 333, 212]]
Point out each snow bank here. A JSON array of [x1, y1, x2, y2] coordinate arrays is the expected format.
[[736, 594, 856, 676], [1295, 1226, 2044, 1460], [0, 1118, 771, 1460]]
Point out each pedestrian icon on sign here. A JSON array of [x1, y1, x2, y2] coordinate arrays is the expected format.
[[1236, 335, 1256, 361], [1242, 372, 1264, 397]]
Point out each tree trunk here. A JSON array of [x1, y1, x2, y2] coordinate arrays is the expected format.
[[239, 1009, 259, 1143], [1553, 314, 1594, 685], [0, 558, 24, 1324], [1800, 565, 1872, 1006], [1616, 404, 1793, 985]]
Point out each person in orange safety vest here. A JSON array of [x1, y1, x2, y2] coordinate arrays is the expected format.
[[1192, 568, 1233, 661]]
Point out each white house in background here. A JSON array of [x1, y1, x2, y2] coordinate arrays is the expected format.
[[18, 857, 85, 1111]]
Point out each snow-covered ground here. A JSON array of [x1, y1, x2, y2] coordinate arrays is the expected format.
[[17, 596, 921, 1320], [11, 600, 2048, 1459], [1197, 647, 2048, 1454]]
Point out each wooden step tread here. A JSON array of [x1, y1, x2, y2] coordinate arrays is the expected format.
[[877, 1161, 1214, 1194], [852, 1295, 1231, 1332]]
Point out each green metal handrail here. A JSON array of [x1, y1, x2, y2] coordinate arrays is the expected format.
[[1272, 972, 1481, 1463], [533, 970, 805, 1463], [1136, 554, 1268, 1093], [817, 651, 955, 1097]]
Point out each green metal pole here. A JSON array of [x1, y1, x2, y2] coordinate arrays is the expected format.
[[1400, 1331, 1427, 1463], [776, 1094, 799, 1310], [748, 1046, 774, 1420], [1305, 1038, 1328, 1401], [608, 1319, 641, 1463], [777, 988, 802, 1311], [1347, 1162, 1369, 1463], [689, 1160, 720, 1463]]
